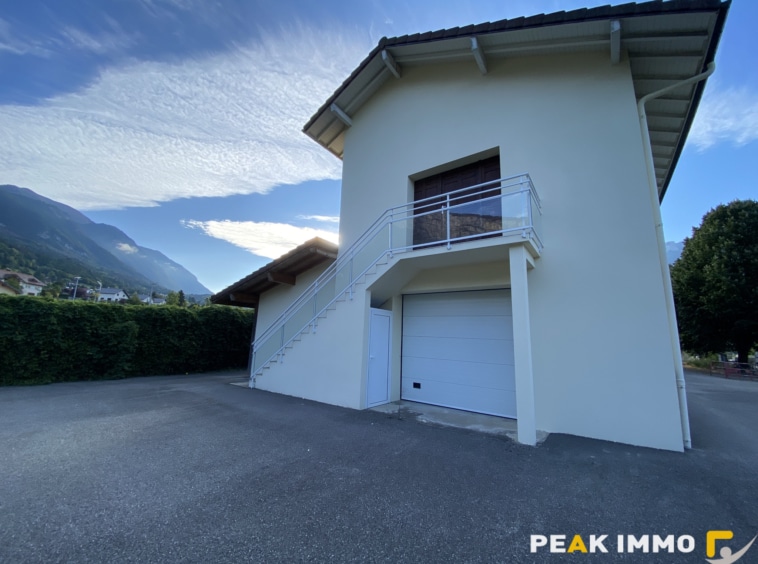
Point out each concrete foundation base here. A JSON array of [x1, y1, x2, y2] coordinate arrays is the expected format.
[[371, 400, 549, 444]]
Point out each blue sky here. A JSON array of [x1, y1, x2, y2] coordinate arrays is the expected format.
[[1, 0, 756, 293]]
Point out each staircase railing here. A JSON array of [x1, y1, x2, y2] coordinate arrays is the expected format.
[[251, 173, 542, 377]]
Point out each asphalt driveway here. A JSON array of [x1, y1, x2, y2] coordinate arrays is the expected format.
[[1, 370, 756, 563]]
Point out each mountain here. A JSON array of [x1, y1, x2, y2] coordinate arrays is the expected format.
[[78, 221, 210, 294], [0, 184, 210, 294], [666, 241, 684, 264]]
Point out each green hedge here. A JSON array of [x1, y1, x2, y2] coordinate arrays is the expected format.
[[0, 296, 255, 385]]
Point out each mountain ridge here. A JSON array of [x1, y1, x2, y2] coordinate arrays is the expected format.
[[666, 241, 684, 264], [0, 184, 210, 294]]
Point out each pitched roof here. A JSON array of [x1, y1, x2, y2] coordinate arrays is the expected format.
[[303, 0, 730, 200], [211, 237, 338, 307], [0, 269, 45, 286]]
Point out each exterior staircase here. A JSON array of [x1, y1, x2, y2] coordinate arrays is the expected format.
[[250, 173, 542, 386]]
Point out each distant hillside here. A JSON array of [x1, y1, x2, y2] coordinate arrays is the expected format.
[[0, 237, 145, 292], [0, 185, 210, 294], [666, 241, 684, 264]]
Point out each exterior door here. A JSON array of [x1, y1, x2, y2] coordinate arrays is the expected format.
[[413, 156, 502, 246], [367, 308, 392, 407], [401, 290, 516, 418]]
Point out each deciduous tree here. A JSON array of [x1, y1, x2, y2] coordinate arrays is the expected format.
[[671, 200, 758, 363]]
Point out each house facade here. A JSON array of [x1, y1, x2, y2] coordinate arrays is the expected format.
[[0, 269, 45, 296], [97, 288, 129, 302], [213, 1, 729, 451], [137, 294, 166, 305]]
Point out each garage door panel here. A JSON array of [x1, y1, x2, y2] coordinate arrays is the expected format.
[[403, 290, 512, 317], [402, 290, 516, 419], [402, 356, 515, 391], [403, 315, 514, 341], [401, 377, 516, 418], [403, 335, 515, 365]]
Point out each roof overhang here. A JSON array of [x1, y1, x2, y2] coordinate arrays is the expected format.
[[303, 0, 730, 201], [210, 237, 338, 308]]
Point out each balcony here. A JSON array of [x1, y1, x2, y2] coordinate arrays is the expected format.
[[392, 174, 542, 256]]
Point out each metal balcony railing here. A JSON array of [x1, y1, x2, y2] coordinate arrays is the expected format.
[[251, 173, 542, 377]]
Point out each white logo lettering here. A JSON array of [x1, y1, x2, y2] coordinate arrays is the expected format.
[[652, 535, 675, 553], [627, 535, 650, 553], [589, 535, 608, 553], [550, 535, 567, 553], [530, 535, 548, 553]]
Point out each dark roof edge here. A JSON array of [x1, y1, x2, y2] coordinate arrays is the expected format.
[[303, 0, 730, 135], [659, 0, 731, 201], [210, 237, 338, 304]]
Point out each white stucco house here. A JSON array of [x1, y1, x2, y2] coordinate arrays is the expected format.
[[97, 288, 129, 302], [213, 1, 730, 451]]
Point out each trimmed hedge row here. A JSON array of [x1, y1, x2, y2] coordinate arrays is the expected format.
[[0, 296, 255, 385]]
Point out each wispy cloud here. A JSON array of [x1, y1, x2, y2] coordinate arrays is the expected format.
[[116, 242, 139, 254], [297, 214, 340, 223], [0, 17, 48, 56], [0, 26, 369, 210], [182, 219, 338, 259], [59, 23, 139, 55], [690, 86, 758, 151]]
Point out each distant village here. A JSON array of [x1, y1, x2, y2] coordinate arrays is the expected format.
[[0, 268, 169, 305]]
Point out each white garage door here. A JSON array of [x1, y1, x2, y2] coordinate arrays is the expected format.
[[402, 289, 516, 418]]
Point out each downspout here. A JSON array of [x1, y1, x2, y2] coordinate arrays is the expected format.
[[637, 61, 715, 450]]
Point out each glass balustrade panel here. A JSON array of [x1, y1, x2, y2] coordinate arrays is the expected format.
[[352, 224, 389, 278], [501, 190, 529, 232], [448, 196, 503, 241], [390, 214, 413, 253], [314, 275, 337, 313], [334, 261, 352, 297], [253, 333, 283, 370], [282, 295, 316, 344], [530, 191, 543, 244]]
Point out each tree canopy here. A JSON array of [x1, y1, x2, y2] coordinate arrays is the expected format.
[[671, 200, 758, 363]]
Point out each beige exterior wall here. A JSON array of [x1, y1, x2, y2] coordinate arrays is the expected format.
[[254, 262, 333, 342], [401, 262, 509, 295], [338, 52, 683, 450], [0, 284, 19, 296], [254, 286, 370, 410]]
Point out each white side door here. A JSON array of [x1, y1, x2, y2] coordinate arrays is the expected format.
[[367, 308, 392, 407]]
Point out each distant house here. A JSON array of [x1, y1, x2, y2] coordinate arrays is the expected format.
[[97, 288, 129, 302], [137, 294, 167, 305], [0, 269, 45, 296]]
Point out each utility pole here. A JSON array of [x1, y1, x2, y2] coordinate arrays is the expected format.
[[70, 276, 81, 300]]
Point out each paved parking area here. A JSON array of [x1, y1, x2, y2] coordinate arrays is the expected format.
[[1, 369, 756, 563]]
